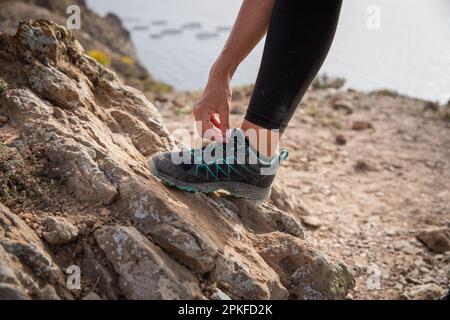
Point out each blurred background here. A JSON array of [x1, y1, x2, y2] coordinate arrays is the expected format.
[[86, 0, 450, 103]]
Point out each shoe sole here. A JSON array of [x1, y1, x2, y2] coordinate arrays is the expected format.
[[149, 159, 271, 201]]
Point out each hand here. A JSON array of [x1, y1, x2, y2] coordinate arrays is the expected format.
[[194, 73, 231, 140]]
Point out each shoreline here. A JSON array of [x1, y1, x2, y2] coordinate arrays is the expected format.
[[85, 1, 450, 104]]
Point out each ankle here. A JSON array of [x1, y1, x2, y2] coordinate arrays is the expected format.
[[240, 120, 280, 158]]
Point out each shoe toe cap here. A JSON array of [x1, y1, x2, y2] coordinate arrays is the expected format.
[[150, 152, 173, 173]]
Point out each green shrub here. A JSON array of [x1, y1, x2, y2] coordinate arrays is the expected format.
[[0, 142, 25, 204], [120, 55, 135, 66], [143, 77, 173, 94], [87, 50, 111, 66], [441, 109, 450, 122], [0, 79, 7, 94], [312, 74, 346, 90], [371, 89, 399, 97]]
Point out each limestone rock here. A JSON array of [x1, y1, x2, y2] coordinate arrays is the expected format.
[[302, 216, 322, 229], [43, 217, 79, 246], [352, 121, 373, 131], [335, 134, 347, 145], [270, 181, 305, 216], [254, 232, 354, 300], [332, 100, 353, 114], [417, 228, 450, 253], [94, 226, 205, 300], [354, 159, 380, 172], [0, 0, 155, 90], [0, 283, 30, 300], [83, 292, 102, 300], [210, 288, 231, 300], [0, 114, 8, 124], [213, 246, 289, 300], [409, 284, 445, 300], [81, 241, 119, 300], [0, 204, 68, 300], [234, 198, 305, 238]]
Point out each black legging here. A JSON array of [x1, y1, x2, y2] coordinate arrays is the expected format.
[[245, 0, 343, 133]]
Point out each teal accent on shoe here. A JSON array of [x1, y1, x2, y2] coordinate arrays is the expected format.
[[176, 185, 198, 192], [279, 149, 289, 161], [195, 155, 249, 180]]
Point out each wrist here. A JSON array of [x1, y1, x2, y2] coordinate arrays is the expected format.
[[210, 56, 238, 81], [209, 65, 232, 82]]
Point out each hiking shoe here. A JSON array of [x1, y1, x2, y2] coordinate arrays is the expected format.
[[149, 129, 288, 200]]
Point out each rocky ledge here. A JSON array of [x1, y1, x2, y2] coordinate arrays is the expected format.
[[0, 20, 354, 300]]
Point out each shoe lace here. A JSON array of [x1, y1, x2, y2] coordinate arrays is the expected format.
[[193, 145, 289, 180]]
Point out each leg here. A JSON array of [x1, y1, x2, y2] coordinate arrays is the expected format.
[[151, 1, 343, 199], [244, 0, 343, 134]]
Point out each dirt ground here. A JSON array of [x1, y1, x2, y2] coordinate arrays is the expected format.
[[158, 86, 450, 299]]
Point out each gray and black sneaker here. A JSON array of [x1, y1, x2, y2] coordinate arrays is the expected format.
[[149, 129, 288, 200]]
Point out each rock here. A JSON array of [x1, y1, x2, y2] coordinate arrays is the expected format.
[[270, 181, 310, 217], [392, 240, 415, 254], [210, 288, 232, 300], [83, 292, 102, 300], [409, 284, 445, 300], [394, 283, 403, 291], [423, 101, 439, 112], [419, 266, 430, 273], [39, 285, 61, 300], [332, 100, 353, 114], [335, 134, 347, 145], [0, 114, 8, 124], [0, 0, 164, 92], [213, 246, 289, 300], [0, 204, 69, 299], [43, 217, 79, 246], [402, 134, 415, 142], [0, 283, 32, 300], [95, 226, 205, 300], [254, 233, 354, 300], [120, 180, 218, 273], [154, 93, 170, 103], [81, 241, 119, 300], [302, 216, 322, 229], [352, 121, 373, 131], [417, 228, 450, 253], [270, 181, 298, 213], [354, 159, 380, 172], [233, 199, 305, 238]]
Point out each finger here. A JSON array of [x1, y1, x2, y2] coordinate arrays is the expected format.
[[203, 114, 224, 142], [218, 109, 230, 136], [210, 114, 221, 129], [193, 105, 201, 122], [201, 114, 214, 137]]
